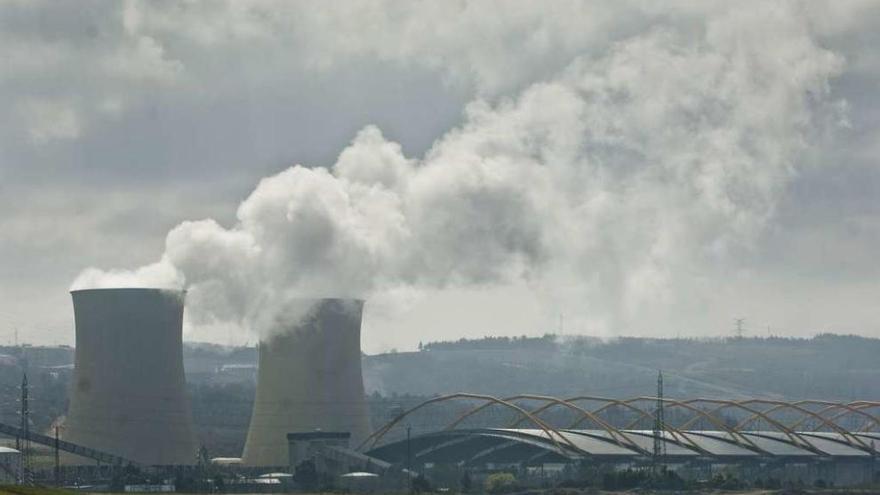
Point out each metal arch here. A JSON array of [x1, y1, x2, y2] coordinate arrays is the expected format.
[[465, 431, 581, 465], [447, 394, 650, 455], [463, 430, 584, 465], [520, 396, 651, 429], [680, 399, 824, 455], [361, 395, 880, 461], [853, 402, 880, 432], [399, 430, 576, 465], [680, 398, 818, 452], [508, 395, 710, 456], [522, 447, 560, 465], [414, 436, 477, 460], [786, 401, 880, 432], [466, 440, 541, 466], [356, 393, 577, 454], [635, 397, 768, 454], [813, 402, 880, 433], [571, 396, 766, 455], [735, 400, 874, 452], [411, 431, 569, 463], [736, 400, 854, 431]]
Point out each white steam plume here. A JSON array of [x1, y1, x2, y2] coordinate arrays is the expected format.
[[72, 4, 845, 337]]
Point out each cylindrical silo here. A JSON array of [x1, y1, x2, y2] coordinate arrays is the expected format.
[[241, 299, 371, 467], [65, 288, 197, 465]]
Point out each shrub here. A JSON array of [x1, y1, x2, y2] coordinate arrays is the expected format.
[[485, 472, 518, 494]]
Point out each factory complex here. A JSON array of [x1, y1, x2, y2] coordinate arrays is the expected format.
[[1, 287, 879, 491]]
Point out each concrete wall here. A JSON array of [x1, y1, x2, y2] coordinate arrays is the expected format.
[[64, 288, 197, 465], [241, 299, 371, 467]]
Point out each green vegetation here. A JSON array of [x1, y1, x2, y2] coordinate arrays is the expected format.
[[484, 472, 518, 493], [423, 334, 563, 352]]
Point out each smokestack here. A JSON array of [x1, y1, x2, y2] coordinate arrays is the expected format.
[[241, 299, 371, 467], [65, 288, 197, 465]]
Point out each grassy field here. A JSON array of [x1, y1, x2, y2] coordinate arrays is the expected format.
[[0, 487, 76, 495], [3, 488, 880, 495]]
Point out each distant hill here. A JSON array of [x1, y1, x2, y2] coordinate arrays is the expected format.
[[5, 334, 875, 402], [364, 334, 880, 400]]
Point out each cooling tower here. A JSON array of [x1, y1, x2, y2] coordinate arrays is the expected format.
[[241, 299, 371, 467], [65, 288, 197, 465]]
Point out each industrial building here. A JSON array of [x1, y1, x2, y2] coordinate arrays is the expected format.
[[367, 428, 879, 484], [7, 287, 870, 490], [350, 394, 880, 487], [64, 288, 197, 465], [0, 446, 21, 484]]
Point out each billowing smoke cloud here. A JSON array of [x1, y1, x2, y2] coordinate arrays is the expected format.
[[73, 257, 183, 290], [72, 3, 845, 337]]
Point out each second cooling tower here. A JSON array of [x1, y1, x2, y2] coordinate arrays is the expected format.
[[241, 299, 371, 467], [65, 288, 197, 465]]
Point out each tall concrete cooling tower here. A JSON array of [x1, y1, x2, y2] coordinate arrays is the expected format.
[[241, 299, 371, 467], [65, 288, 197, 465]]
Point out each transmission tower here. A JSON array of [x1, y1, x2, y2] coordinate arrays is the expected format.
[[55, 426, 61, 486], [20, 373, 32, 485], [652, 370, 666, 474], [734, 318, 746, 339]]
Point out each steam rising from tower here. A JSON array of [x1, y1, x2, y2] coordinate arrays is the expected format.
[[241, 299, 370, 467], [73, 1, 847, 344], [65, 288, 197, 465]]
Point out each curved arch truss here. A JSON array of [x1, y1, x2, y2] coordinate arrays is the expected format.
[[361, 395, 880, 462]]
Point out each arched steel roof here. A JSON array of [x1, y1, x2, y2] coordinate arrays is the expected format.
[[361, 395, 880, 464], [364, 428, 873, 465]]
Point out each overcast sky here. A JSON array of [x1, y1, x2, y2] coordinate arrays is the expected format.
[[1, 1, 878, 352]]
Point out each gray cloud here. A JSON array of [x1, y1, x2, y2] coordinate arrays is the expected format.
[[2, 1, 879, 349]]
